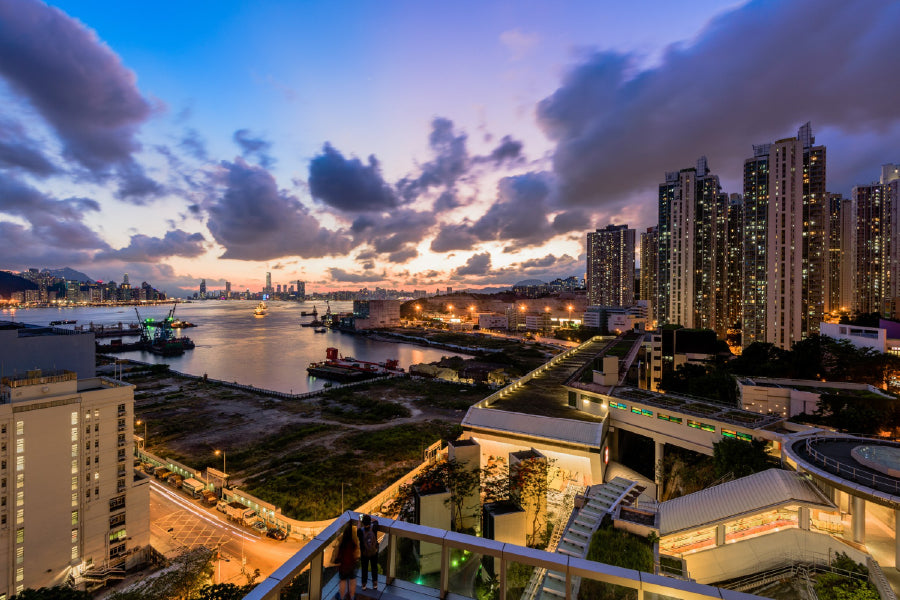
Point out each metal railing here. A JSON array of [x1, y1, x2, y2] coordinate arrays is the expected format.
[[803, 435, 900, 496], [246, 513, 768, 600]]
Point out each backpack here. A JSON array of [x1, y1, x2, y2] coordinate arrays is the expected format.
[[362, 526, 378, 556]]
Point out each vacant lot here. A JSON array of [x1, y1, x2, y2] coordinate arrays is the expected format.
[[115, 363, 489, 520]]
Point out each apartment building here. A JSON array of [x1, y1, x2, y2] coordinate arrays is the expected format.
[[0, 370, 149, 596]]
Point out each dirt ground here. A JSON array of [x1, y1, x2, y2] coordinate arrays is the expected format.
[[103, 361, 489, 519]]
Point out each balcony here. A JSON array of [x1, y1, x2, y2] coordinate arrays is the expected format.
[[246, 513, 764, 600]]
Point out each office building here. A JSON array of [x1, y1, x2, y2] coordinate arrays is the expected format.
[[0, 322, 95, 379], [657, 158, 728, 335], [265, 272, 272, 295], [296, 280, 306, 299], [199, 279, 206, 298], [586, 225, 635, 307], [852, 164, 900, 315], [224, 281, 231, 299], [639, 227, 658, 325]]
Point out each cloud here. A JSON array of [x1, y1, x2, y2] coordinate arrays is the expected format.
[[0, 0, 154, 173], [350, 209, 436, 262], [327, 268, 383, 283], [477, 135, 524, 166], [454, 252, 492, 277], [179, 128, 208, 161], [233, 129, 274, 168], [430, 223, 479, 253], [308, 143, 399, 212], [500, 29, 540, 61], [206, 158, 353, 261], [96, 230, 207, 262], [0, 117, 58, 176], [0, 222, 97, 268], [537, 0, 900, 208], [398, 117, 469, 201], [114, 160, 165, 202]]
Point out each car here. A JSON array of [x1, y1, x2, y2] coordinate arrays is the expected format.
[[252, 520, 267, 533], [267, 528, 287, 540], [216, 500, 228, 513]]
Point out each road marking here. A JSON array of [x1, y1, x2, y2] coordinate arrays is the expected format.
[[150, 481, 257, 542]]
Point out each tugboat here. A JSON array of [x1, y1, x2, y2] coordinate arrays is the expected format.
[[306, 347, 403, 382], [254, 301, 268, 316], [300, 305, 318, 317]]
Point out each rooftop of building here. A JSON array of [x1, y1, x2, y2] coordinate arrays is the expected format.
[[1, 369, 76, 388], [462, 408, 604, 448], [659, 469, 835, 536], [0, 320, 91, 337], [737, 377, 893, 399]]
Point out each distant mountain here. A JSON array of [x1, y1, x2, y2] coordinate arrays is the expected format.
[[0, 272, 38, 299], [514, 279, 547, 287], [41, 267, 95, 283]]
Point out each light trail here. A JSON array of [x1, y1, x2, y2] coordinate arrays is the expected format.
[[150, 480, 257, 542]]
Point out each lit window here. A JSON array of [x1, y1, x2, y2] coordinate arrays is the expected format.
[[16, 491, 23, 506], [71, 545, 79, 560], [71, 476, 77, 491], [16, 546, 23, 565], [16, 474, 23, 489], [71, 528, 78, 543], [71, 510, 78, 525], [71, 412, 78, 426], [16, 527, 23, 543], [16, 567, 23, 582], [71, 427, 78, 442], [71, 460, 78, 474], [71, 492, 77, 507], [15, 422, 22, 436], [15, 456, 23, 472], [15, 439, 23, 454], [16, 509, 23, 525]]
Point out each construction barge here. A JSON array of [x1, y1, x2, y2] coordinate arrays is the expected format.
[[306, 347, 404, 382], [95, 305, 195, 356]]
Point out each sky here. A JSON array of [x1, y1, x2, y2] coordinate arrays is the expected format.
[[1, 0, 899, 296]]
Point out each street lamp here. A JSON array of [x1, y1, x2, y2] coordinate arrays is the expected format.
[[135, 419, 147, 451], [215, 449, 226, 478], [567, 305, 573, 326]]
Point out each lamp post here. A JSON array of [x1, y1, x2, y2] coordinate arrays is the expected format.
[[135, 419, 147, 452], [215, 449, 226, 479], [567, 305, 573, 327]]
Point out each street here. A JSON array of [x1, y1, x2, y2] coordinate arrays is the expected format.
[[149, 480, 304, 585]]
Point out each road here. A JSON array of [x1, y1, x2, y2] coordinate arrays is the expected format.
[[149, 480, 304, 585]]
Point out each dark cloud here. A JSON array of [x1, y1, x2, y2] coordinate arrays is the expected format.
[[96, 230, 206, 262], [434, 191, 461, 212], [328, 268, 383, 283], [350, 210, 435, 262], [475, 135, 524, 166], [454, 252, 492, 277], [0, 0, 153, 173], [0, 117, 58, 176], [308, 143, 399, 212], [398, 117, 469, 201], [179, 128, 208, 161], [0, 222, 97, 268], [537, 0, 900, 207], [114, 160, 165, 202], [233, 129, 274, 168], [430, 223, 479, 253], [206, 158, 352, 261]]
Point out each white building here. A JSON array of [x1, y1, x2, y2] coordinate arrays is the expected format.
[[477, 313, 508, 330], [0, 370, 149, 595], [819, 321, 886, 353], [737, 376, 893, 418]]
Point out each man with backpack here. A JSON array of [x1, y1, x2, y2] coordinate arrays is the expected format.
[[357, 514, 380, 590]]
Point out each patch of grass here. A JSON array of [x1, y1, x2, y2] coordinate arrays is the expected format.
[[342, 421, 461, 462], [320, 396, 411, 423], [217, 423, 331, 472]]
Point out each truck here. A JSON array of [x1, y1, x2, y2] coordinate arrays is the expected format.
[[167, 473, 184, 488], [182, 478, 205, 499], [201, 490, 218, 506], [154, 467, 173, 480], [224, 501, 257, 525]]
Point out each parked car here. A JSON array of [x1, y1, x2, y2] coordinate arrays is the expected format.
[[252, 520, 267, 533], [266, 528, 287, 540]]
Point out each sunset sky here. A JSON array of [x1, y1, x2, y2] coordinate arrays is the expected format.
[[1, 0, 899, 296]]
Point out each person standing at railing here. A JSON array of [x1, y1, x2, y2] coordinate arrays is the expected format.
[[331, 526, 359, 600], [357, 514, 380, 591]]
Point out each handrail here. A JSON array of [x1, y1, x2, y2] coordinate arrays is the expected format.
[[244, 512, 767, 600], [803, 435, 900, 496]]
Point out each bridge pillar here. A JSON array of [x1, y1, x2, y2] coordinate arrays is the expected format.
[[715, 524, 725, 546], [895, 509, 900, 572], [851, 495, 866, 544], [799, 506, 810, 530], [655, 440, 664, 501]]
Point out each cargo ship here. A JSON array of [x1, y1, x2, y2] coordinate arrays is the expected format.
[[306, 347, 404, 382]]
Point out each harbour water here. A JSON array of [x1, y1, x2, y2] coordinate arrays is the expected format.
[[1, 301, 470, 394]]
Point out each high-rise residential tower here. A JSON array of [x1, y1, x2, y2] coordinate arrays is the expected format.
[[852, 164, 900, 315], [657, 157, 728, 335], [297, 280, 306, 299], [825, 193, 845, 314], [799, 123, 827, 337], [724, 194, 744, 333], [639, 227, 658, 325], [742, 132, 806, 350], [587, 225, 635, 307]]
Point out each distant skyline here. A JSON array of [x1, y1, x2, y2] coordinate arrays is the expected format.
[[1, 0, 899, 296]]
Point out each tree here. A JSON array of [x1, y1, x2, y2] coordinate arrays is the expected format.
[[385, 458, 479, 531], [712, 437, 772, 479], [108, 547, 215, 600], [480, 456, 509, 504], [510, 456, 555, 547], [193, 584, 254, 600]]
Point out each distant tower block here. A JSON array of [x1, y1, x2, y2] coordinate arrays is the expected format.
[[448, 438, 481, 531], [413, 484, 451, 575]]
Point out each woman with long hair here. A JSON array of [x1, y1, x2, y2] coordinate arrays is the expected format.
[[332, 525, 359, 600]]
